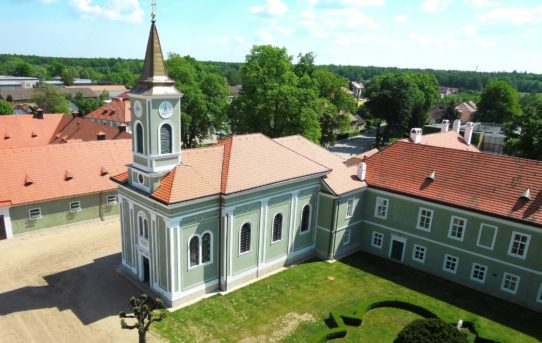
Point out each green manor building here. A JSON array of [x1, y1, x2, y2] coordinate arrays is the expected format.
[[112, 17, 542, 311]]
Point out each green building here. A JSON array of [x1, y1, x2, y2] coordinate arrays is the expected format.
[[113, 16, 542, 311]]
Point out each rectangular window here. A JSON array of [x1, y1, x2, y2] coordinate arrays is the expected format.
[[416, 208, 433, 231], [29, 208, 41, 220], [470, 263, 487, 283], [343, 228, 351, 246], [508, 232, 531, 259], [346, 199, 354, 219], [371, 231, 383, 249], [412, 245, 426, 263], [443, 254, 459, 274], [107, 195, 117, 206], [374, 197, 388, 219], [477, 224, 498, 250], [69, 201, 81, 213], [501, 273, 520, 294], [448, 216, 467, 241]]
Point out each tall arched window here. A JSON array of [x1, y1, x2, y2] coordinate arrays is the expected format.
[[239, 223, 251, 254], [135, 123, 144, 154], [272, 213, 283, 243], [189, 236, 199, 267], [202, 232, 211, 263], [138, 212, 149, 239], [160, 123, 172, 154], [301, 205, 311, 232]]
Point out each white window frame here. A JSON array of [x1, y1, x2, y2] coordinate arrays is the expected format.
[[470, 263, 487, 284], [239, 221, 253, 255], [442, 254, 459, 274], [507, 231, 531, 259], [271, 212, 283, 244], [477, 223, 498, 250], [188, 231, 213, 270], [28, 208, 42, 220], [69, 201, 81, 213], [537, 283, 542, 304], [343, 228, 351, 246], [346, 199, 354, 219], [137, 211, 149, 240], [106, 195, 117, 206], [416, 207, 433, 232], [371, 231, 383, 249], [501, 272, 520, 295], [448, 216, 467, 241], [374, 197, 389, 219], [188, 235, 200, 269], [412, 244, 426, 263]]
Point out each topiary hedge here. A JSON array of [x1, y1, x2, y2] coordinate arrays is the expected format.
[[394, 318, 468, 343]]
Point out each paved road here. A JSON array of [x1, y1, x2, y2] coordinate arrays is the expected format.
[[0, 218, 163, 343], [327, 128, 378, 159]]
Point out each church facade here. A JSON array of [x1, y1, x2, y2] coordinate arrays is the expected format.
[[113, 18, 542, 311]]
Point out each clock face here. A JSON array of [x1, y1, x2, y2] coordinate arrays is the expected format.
[[134, 100, 143, 117], [159, 101, 174, 118]]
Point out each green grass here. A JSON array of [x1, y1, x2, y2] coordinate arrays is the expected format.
[[154, 251, 542, 343]]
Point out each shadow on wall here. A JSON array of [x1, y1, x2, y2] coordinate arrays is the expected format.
[[340, 251, 542, 341], [0, 253, 140, 325]]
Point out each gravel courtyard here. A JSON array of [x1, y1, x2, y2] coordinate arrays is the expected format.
[[0, 217, 163, 343]]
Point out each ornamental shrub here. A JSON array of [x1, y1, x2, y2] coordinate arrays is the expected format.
[[394, 318, 468, 343]]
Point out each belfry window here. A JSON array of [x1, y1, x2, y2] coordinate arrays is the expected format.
[[240, 223, 251, 254], [160, 123, 172, 154], [136, 123, 144, 154]]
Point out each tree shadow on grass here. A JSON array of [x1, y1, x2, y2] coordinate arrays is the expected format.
[[339, 251, 542, 340], [0, 253, 140, 325]]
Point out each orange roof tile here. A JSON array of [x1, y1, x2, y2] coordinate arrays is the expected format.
[[85, 100, 131, 123], [344, 148, 380, 167], [0, 140, 132, 206], [400, 131, 480, 152], [274, 135, 365, 195], [365, 141, 542, 227]]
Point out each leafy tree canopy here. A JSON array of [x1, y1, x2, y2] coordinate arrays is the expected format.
[[0, 100, 14, 115], [502, 96, 542, 160], [31, 84, 71, 114], [475, 80, 521, 124]]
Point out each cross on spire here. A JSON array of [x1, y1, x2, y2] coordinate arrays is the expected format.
[[151, 0, 156, 21]]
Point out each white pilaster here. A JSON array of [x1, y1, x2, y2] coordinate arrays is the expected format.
[[288, 191, 299, 254]]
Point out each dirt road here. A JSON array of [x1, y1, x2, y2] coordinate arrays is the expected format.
[[0, 217, 163, 343]]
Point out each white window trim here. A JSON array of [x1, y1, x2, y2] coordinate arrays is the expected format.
[[343, 228, 351, 246], [106, 195, 117, 206], [537, 283, 542, 304], [299, 203, 312, 234], [271, 212, 283, 244], [442, 254, 459, 274], [507, 231, 531, 260], [374, 197, 388, 219], [476, 223, 498, 250], [188, 235, 200, 270], [239, 221, 253, 256], [416, 207, 433, 232], [470, 263, 488, 284], [501, 272, 520, 295], [69, 201, 81, 213], [412, 244, 426, 263], [188, 231, 213, 270], [137, 211, 149, 240], [371, 231, 383, 249], [346, 199, 354, 219], [448, 216, 467, 241], [28, 208, 42, 220]]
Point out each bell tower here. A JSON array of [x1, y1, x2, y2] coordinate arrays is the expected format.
[[128, 2, 182, 193]]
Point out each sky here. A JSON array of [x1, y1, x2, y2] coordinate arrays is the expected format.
[[1, 0, 542, 73]]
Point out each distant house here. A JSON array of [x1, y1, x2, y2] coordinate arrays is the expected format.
[[0, 75, 40, 89], [439, 86, 459, 97], [351, 81, 365, 100], [455, 101, 477, 123], [84, 99, 132, 133], [66, 85, 127, 99], [0, 87, 97, 105], [349, 113, 366, 131]]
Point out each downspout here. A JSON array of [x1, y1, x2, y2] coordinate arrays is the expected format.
[[327, 198, 340, 260]]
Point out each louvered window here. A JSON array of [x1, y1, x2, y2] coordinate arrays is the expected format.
[[240, 223, 251, 254], [160, 124, 172, 154], [202, 233, 211, 263], [272, 214, 282, 243], [189, 236, 199, 267], [136, 123, 144, 154]]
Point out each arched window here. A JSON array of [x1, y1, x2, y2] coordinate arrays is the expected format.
[[272, 213, 283, 243], [301, 205, 310, 232], [138, 212, 149, 239], [202, 232, 211, 263], [135, 123, 144, 154], [138, 215, 143, 236], [160, 123, 172, 154], [239, 223, 251, 254], [189, 236, 199, 267]]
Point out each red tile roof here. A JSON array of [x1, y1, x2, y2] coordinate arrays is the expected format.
[[365, 141, 542, 227], [0, 140, 132, 206], [85, 100, 131, 123], [0, 113, 131, 149]]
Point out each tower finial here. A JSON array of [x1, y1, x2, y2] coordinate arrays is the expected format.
[[151, 0, 156, 21]]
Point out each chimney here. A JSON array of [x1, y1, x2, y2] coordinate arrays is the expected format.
[[118, 123, 127, 133], [72, 111, 80, 118], [464, 122, 474, 145], [452, 119, 461, 133], [34, 108, 44, 119], [96, 131, 106, 141], [441, 120, 450, 133], [357, 162, 367, 181], [410, 128, 422, 144]]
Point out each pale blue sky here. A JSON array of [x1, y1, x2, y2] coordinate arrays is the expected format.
[[1, 0, 541, 73]]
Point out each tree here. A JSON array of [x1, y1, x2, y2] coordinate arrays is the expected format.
[[61, 68, 76, 86], [475, 80, 520, 124], [502, 98, 542, 160], [394, 318, 468, 343], [409, 73, 439, 129], [0, 100, 14, 115], [119, 294, 166, 343], [31, 84, 71, 114], [68, 92, 102, 116], [14, 62, 32, 77]]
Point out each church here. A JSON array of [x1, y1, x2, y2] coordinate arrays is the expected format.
[[112, 14, 542, 311]]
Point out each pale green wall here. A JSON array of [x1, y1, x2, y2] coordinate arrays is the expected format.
[[232, 202, 261, 274], [265, 194, 291, 262]]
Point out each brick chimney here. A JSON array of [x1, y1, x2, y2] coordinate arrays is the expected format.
[[96, 131, 106, 141], [452, 119, 461, 133], [118, 123, 127, 133], [72, 111, 80, 118], [441, 120, 450, 133], [464, 122, 474, 145], [34, 108, 44, 119], [410, 128, 422, 144]]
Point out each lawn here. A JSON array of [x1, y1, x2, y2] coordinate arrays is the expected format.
[[154, 251, 542, 342]]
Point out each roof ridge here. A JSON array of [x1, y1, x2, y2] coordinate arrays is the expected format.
[[151, 167, 177, 203], [220, 137, 233, 194], [273, 135, 342, 168]]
